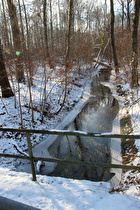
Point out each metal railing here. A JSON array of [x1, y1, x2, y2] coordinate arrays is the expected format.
[[0, 127, 140, 181]]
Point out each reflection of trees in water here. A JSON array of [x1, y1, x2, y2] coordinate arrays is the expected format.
[[90, 77, 116, 109], [49, 132, 112, 181], [49, 72, 119, 181], [72, 117, 112, 181]]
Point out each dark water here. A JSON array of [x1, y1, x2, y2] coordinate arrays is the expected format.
[[46, 69, 119, 181]]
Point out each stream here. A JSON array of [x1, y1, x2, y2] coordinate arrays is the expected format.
[[15, 68, 120, 182], [44, 69, 119, 181]]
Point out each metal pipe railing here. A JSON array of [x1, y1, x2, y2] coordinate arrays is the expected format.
[[0, 195, 39, 210], [0, 127, 140, 181]]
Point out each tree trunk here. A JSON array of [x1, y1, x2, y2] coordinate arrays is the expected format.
[[66, 0, 74, 66], [110, 0, 119, 72], [0, 40, 14, 98], [131, 0, 140, 88], [2, 0, 10, 48], [22, 0, 34, 121], [22, 0, 33, 81], [7, 0, 24, 82], [43, 0, 53, 68], [104, 0, 107, 30], [18, 0, 26, 51], [127, 0, 131, 31], [121, 1, 124, 31], [55, 0, 74, 115], [43, 0, 50, 59], [50, 0, 54, 51]]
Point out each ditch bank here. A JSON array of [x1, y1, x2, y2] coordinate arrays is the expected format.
[[35, 68, 122, 188], [16, 68, 122, 188]]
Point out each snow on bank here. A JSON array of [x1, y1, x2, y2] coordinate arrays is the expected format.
[[0, 167, 139, 210], [0, 66, 88, 170], [0, 65, 140, 209], [110, 70, 140, 198]]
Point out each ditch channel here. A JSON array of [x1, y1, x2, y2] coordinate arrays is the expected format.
[[16, 68, 123, 188]]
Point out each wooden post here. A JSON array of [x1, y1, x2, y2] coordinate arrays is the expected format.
[[26, 132, 36, 181]]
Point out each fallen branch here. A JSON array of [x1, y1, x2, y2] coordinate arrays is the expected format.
[[69, 81, 82, 87], [13, 142, 29, 157], [93, 59, 113, 69]]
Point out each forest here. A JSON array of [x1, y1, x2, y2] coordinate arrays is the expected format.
[[0, 0, 140, 205], [0, 1, 139, 121], [0, 0, 140, 97]]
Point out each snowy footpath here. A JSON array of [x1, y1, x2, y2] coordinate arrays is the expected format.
[[0, 167, 140, 210]]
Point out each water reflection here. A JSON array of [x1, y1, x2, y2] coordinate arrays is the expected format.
[[47, 70, 119, 181], [99, 68, 111, 82]]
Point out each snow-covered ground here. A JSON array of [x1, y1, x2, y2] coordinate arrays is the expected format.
[[0, 64, 140, 209], [110, 70, 140, 200], [0, 167, 139, 210]]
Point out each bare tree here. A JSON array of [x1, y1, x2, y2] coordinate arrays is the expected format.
[[7, 0, 25, 82], [110, 0, 119, 72], [131, 0, 140, 88], [66, 0, 74, 63], [43, 0, 50, 60], [2, 0, 10, 48], [117, 0, 125, 30], [55, 0, 74, 115], [127, 0, 132, 31], [49, 0, 54, 51], [43, 0, 54, 68], [0, 39, 14, 98]]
